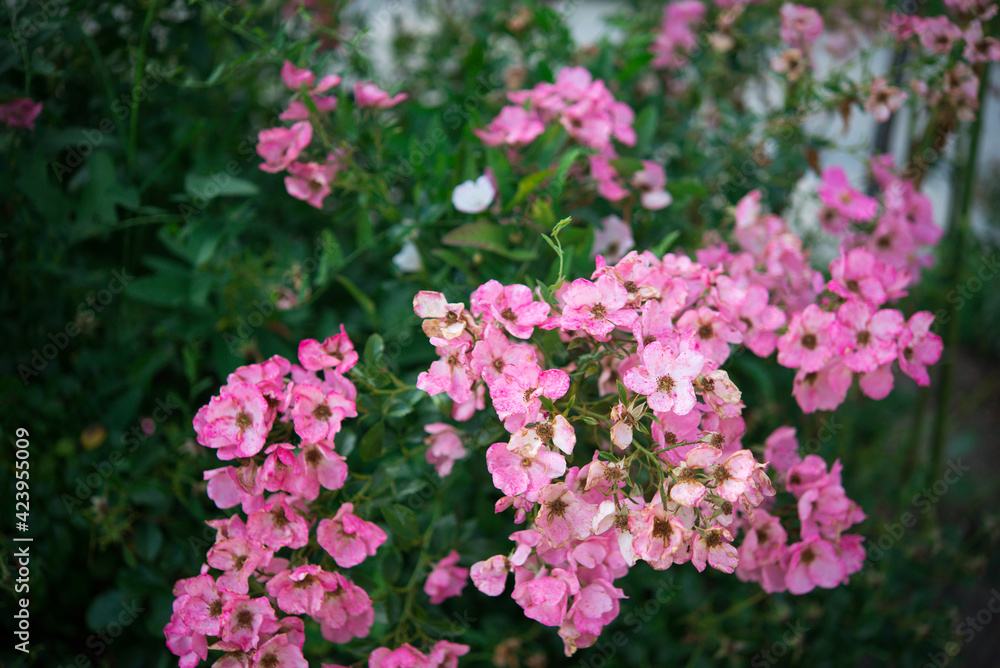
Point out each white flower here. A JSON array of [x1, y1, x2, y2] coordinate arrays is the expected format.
[[451, 175, 496, 213], [392, 239, 423, 272]]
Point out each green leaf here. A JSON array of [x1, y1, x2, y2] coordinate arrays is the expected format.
[[133, 522, 163, 562], [364, 334, 385, 369], [86, 589, 128, 631], [184, 173, 259, 201], [127, 274, 191, 308], [360, 421, 385, 462], [442, 221, 537, 261], [506, 168, 554, 211], [381, 504, 420, 547], [651, 230, 681, 257], [668, 179, 710, 198], [335, 275, 379, 326]]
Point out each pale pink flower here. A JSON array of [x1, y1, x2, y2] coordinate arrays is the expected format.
[[354, 81, 408, 108], [623, 340, 705, 415], [316, 502, 387, 568], [916, 16, 963, 54], [764, 426, 802, 475], [898, 311, 942, 386], [468, 324, 537, 382], [247, 495, 310, 550], [252, 634, 307, 668], [316, 572, 374, 643], [592, 215, 635, 264], [413, 291, 470, 340], [535, 483, 595, 547], [792, 359, 853, 413], [471, 279, 551, 339], [424, 550, 468, 604], [219, 596, 276, 652], [428, 640, 471, 668], [195, 381, 272, 460], [475, 105, 545, 146], [784, 537, 846, 594], [631, 161, 672, 210], [259, 443, 304, 495], [423, 423, 467, 477], [265, 565, 337, 615], [470, 555, 510, 596], [780, 3, 824, 50], [289, 385, 356, 442], [712, 449, 758, 502], [164, 614, 207, 668], [297, 441, 348, 499], [368, 644, 428, 667], [297, 325, 358, 373], [963, 20, 1000, 63], [589, 155, 629, 202], [691, 526, 738, 573], [488, 362, 569, 424], [512, 569, 579, 627], [771, 48, 807, 82], [669, 463, 708, 507], [632, 505, 689, 569]]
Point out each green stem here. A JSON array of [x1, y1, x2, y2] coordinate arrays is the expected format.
[[128, 0, 160, 176], [926, 63, 989, 490]]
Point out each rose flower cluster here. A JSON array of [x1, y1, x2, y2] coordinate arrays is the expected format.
[[165, 326, 469, 668]]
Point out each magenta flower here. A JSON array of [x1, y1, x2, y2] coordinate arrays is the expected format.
[[266, 564, 337, 615], [677, 306, 741, 364], [817, 166, 879, 222], [424, 550, 469, 604], [777, 304, 837, 372], [471, 279, 551, 339], [316, 502, 387, 568], [417, 338, 475, 405], [469, 324, 537, 382], [256, 121, 312, 173], [623, 340, 705, 415], [354, 81, 408, 109], [833, 300, 904, 373], [164, 614, 207, 668], [763, 426, 802, 476], [488, 361, 570, 423], [298, 324, 358, 373], [0, 97, 42, 129]]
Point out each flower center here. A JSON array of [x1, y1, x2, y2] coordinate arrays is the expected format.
[[209, 599, 223, 617], [590, 303, 607, 319], [235, 609, 254, 629], [652, 517, 673, 540], [235, 411, 253, 432], [698, 323, 714, 340], [500, 307, 517, 322], [801, 333, 817, 350], [657, 375, 675, 393], [846, 279, 860, 293], [903, 346, 914, 361], [312, 403, 333, 420], [856, 330, 871, 346], [546, 497, 568, 517]]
